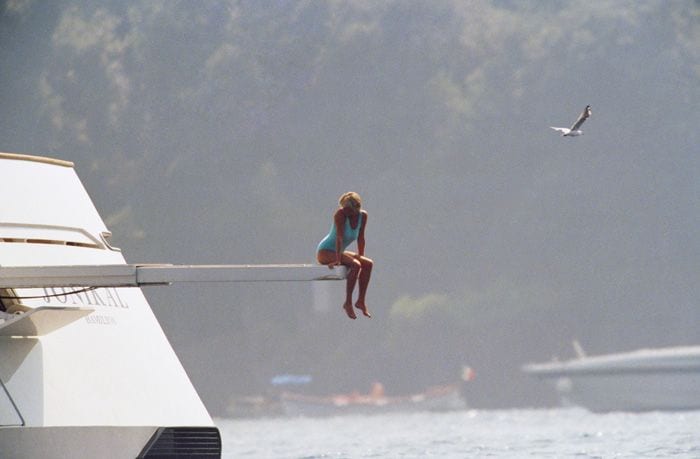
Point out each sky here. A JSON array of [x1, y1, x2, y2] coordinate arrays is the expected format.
[[1, 0, 699, 414]]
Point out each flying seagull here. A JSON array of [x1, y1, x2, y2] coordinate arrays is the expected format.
[[550, 105, 592, 137]]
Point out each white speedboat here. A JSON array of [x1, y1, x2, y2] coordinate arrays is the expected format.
[[0, 152, 345, 458], [522, 345, 700, 412]]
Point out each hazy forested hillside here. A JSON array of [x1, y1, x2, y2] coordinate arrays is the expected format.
[[2, 0, 698, 413]]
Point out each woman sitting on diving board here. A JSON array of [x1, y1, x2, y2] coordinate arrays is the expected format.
[[316, 192, 373, 319]]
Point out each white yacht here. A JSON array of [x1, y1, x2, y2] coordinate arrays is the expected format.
[[0, 152, 345, 458], [523, 345, 700, 412]]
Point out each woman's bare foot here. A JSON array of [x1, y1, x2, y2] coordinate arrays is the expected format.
[[343, 302, 357, 319], [355, 301, 371, 318]]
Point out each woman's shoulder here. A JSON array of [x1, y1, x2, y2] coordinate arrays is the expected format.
[[333, 208, 346, 221]]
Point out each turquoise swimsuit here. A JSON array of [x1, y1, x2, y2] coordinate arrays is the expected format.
[[317, 213, 363, 253]]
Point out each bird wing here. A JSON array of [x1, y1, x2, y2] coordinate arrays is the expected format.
[[550, 126, 570, 134], [569, 105, 591, 131]]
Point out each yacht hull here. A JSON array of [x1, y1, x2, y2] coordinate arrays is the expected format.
[[523, 346, 700, 412], [0, 426, 156, 459], [0, 153, 220, 456], [0, 425, 222, 458]]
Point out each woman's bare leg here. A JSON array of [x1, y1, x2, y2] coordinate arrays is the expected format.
[[317, 250, 360, 319], [354, 256, 373, 317], [343, 255, 361, 319]]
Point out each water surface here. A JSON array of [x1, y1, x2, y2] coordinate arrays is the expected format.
[[217, 408, 700, 458]]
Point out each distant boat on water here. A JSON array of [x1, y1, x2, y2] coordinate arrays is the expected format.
[[522, 345, 700, 412], [280, 382, 467, 417]]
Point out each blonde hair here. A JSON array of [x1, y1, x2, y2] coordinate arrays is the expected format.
[[339, 191, 362, 209]]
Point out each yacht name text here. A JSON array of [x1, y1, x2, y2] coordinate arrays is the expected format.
[[41, 287, 129, 308]]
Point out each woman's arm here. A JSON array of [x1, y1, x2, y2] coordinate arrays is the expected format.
[[357, 210, 367, 257], [334, 209, 346, 264]]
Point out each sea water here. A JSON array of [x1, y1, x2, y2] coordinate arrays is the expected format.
[[216, 408, 700, 458]]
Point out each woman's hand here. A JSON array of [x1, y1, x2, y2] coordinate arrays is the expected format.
[[327, 259, 340, 269]]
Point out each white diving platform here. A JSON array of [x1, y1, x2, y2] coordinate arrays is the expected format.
[[0, 264, 347, 289]]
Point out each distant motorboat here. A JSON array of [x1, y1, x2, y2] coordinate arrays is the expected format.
[[280, 382, 467, 417], [522, 346, 700, 412]]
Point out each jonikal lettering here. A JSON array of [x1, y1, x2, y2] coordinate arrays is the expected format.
[[42, 287, 129, 308]]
